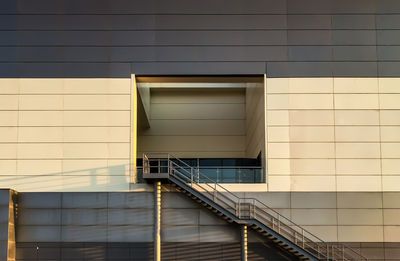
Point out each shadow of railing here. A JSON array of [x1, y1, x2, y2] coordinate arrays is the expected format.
[[1, 163, 136, 191]]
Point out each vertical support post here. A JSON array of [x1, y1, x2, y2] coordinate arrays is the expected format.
[[278, 215, 281, 233], [1, 189, 17, 261], [154, 181, 161, 261], [252, 200, 256, 219], [342, 245, 345, 261], [326, 244, 329, 260], [236, 199, 240, 218], [167, 154, 170, 175], [213, 183, 217, 202], [241, 225, 248, 261], [190, 168, 193, 187]]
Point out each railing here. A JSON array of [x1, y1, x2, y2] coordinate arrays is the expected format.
[[140, 166, 263, 183], [197, 166, 263, 183], [140, 158, 263, 183], [143, 153, 368, 261]]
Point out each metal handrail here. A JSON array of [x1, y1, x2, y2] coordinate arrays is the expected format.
[[142, 153, 368, 261], [197, 166, 262, 168]]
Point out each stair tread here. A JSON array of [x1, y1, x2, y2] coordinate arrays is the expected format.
[[145, 154, 363, 261]]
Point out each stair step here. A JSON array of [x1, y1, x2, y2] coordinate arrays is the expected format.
[[147, 155, 353, 261], [169, 188, 314, 260]]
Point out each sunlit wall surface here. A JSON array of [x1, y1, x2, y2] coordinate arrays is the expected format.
[[1, 0, 400, 260]]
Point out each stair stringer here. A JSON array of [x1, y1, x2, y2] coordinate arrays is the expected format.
[[169, 175, 321, 261]]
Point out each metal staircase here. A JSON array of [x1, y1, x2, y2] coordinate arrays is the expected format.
[[142, 153, 367, 261]]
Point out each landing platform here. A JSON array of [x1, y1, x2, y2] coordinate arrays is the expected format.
[[143, 173, 170, 182]]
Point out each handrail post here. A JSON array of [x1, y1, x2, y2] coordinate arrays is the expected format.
[[213, 182, 217, 202], [239, 199, 241, 218], [167, 154, 170, 174], [191, 168, 193, 187], [327, 244, 329, 260], [142, 154, 145, 175], [278, 215, 281, 233], [154, 153, 367, 261], [342, 245, 345, 261], [252, 200, 255, 219], [236, 198, 240, 218]]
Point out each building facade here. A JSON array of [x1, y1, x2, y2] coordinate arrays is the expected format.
[[1, 0, 400, 260]]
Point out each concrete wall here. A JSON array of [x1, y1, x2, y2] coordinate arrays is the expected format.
[[266, 77, 400, 192], [138, 86, 246, 158], [1, 2, 400, 259], [14, 190, 295, 261], [245, 82, 265, 159], [2, 76, 399, 193], [244, 191, 400, 245], [12, 190, 400, 260], [137, 82, 151, 128], [2, 0, 400, 77], [0, 78, 133, 192]]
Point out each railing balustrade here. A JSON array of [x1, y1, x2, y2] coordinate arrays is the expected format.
[[143, 153, 367, 261]]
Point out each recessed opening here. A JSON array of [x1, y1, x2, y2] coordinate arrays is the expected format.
[[136, 76, 265, 183]]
